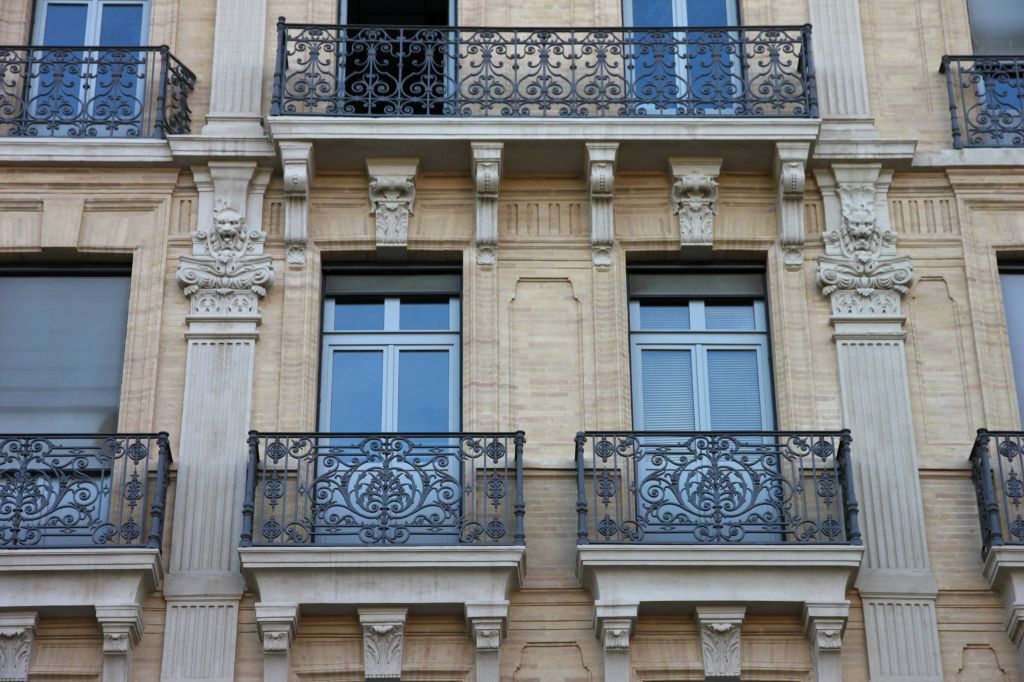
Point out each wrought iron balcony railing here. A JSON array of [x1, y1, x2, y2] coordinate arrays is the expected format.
[[0, 45, 196, 138], [0, 433, 172, 549], [241, 431, 525, 547], [575, 430, 861, 545], [969, 430, 1024, 558], [272, 20, 817, 118], [942, 55, 1024, 148]]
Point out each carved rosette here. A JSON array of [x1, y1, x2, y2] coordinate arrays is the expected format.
[[669, 158, 722, 251], [815, 165, 913, 317], [473, 143, 503, 266], [0, 627, 33, 681], [360, 610, 406, 680], [177, 201, 274, 317]]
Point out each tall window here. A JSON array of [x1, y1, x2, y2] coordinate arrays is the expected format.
[[967, 0, 1024, 55], [1001, 270, 1024, 426], [0, 271, 131, 433], [628, 272, 774, 432], [320, 273, 460, 433]]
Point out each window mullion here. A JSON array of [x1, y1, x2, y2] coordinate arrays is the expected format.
[[694, 344, 712, 431]]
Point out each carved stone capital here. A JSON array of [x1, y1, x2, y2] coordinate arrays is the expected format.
[[359, 608, 407, 680], [280, 141, 315, 265], [600, 619, 632, 652], [804, 603, 849, 682], [470, 618, 503, 652], [472, 143, 503, 266], [815, 163, 912, 318], [0, 613, 37, 682], [367, 158, 418, 257], [669, 157, 722, 253], [587, 142, 618, 265], [774, 143, 810, 267], [696, 606, 744, 681]]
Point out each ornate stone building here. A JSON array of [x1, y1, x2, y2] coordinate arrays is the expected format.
[[0, 0, 1022, 679]]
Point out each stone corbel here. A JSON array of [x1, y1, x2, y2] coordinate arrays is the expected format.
[[586, 142, 618, 266], [359, 608, 407, 680], [0, 612, 37, 682], [472, 143, 503, 266], [280, 141, 314, 266], [803, 603, 848, 682], [696, 606, 744, 682], [774, 143, 810, 267], [177, 163, 275, 321], [255, 603, 299, 682], [96, 605, 143, 682], [669, 157, 722, 255], [595, 602, 636, 682], [367, 158, 418, 258], [466, 603, 507, 682], [815, 163, 913, 318]]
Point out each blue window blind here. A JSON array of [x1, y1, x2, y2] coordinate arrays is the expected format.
[[639, 304, 690, 330], [640, 349, 696, 430], [704, 304, 755, 330], [706, 349, 763, 430], [1001, 273, 1024, 426]]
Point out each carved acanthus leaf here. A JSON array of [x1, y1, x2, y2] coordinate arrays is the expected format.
[[699, 622, 741, 677], [0, 628, 33, 681], [369, 175, 416, 249], [671, 167, 720, 246]]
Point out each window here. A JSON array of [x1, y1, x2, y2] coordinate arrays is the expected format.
[[628, 272, 774, 432], [0, 271, 131, 433], [1002, 270, 1024, 426], [967, 0, 1024, 55]]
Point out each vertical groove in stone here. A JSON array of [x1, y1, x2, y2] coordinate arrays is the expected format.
[[807, 0, 872, 118], [208, 0, 269, 118], [162, 603, 239, 680]]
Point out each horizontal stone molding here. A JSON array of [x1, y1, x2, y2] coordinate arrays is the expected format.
[[0, 138, 173, 164]]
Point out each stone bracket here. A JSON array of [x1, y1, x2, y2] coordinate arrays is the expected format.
[[804, 602, 848, 682], [696, 606, 744, 682], [586, 142, 618, 266], [594, 602, 636, 682], [669, 157, 722, 255], [467, 603, 507, 682], [280, 141, 314, 265], [367, 158, 418, 258], [0, 612, 37, 682], [359, 608, 407, 681], [255, 603, 299, 682], [96, 605, 143, 682], [472, 142, 503, 266], [774, 143, 810, 267]]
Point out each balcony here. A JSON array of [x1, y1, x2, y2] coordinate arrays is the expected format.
[[0, 45, 195, 139], [942, 55, 1024, 148], [0, 433, 171, 614], [574, 430, 864, 644], [238, 431, 527, 650]]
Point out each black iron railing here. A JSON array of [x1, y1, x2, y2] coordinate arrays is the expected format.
[[0, 45, 196, 138], [575, 430, 861, 545], [272, 20, 817, 118], [241, 431, 525, 547], [942, 55, 1024, 148], [0, 433, 172, 549], [969, 430, 1024, 559]]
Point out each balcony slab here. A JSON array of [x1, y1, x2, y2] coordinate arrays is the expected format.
[[577, 544, 863, 610], [0, 138, 173, 164], [0, 548, 162, 612]]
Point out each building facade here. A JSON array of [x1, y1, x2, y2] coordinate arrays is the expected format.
[[0, 0, 1023, 679]]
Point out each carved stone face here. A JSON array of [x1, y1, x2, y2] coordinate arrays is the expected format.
[[214, 207, 244, 241]]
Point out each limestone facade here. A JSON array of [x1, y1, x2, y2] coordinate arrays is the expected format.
[[0, 0, 1022, 679]]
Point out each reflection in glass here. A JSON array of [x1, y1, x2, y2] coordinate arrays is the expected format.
[[334, 301, 385, 331], [330, 350, 384, 431], [400, 300, 450, 330], [397, 351, 449, 431]]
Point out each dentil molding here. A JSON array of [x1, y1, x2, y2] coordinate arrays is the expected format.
[[472, 143, 503, 266], [359, 608, 407, 680], [815, 163, 913, 318], [669, 157, 722, 254], [367, 158, 418, 257], [587, 142, 618, 266]]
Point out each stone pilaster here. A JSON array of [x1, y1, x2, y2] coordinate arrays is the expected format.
[[359, 609, 407, 681], [280, 141, 314, 265], [804, 603, 849, 682], [586, 142, 618, 266], [594, 602, 636, 682], [367, 158, 418, 258], [806, 0, 872, 123], [96, 605, 142, 682], [696, 607, 744, 682], [472, 142, 503, 266], [669, 157, 721, 256], [774, 143, 810, 267], [203, 0, 269, 136], [0, 612, 36, 682], [816, 164, 942, 681], [466, 603, 507, 682], [255, 603, 298, 682], [161, 162, 275, 681]]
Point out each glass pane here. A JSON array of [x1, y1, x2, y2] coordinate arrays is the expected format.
[[638, 303, 690, 330], [1002, 274, 1024, 426], [969, 0, 1024, 54], [639, 349, 695, 429], [0, 276, 129, 433], [685, 0, 733, 25], [99, 4, 144, 46], [400, 300, 451, 330], [704, 303, 755, 330], [42, 4, 89, 44], [333, 301, 385, 331], [630, 0, 674, 26], [397, 351, 450, 432], [329, 350, 384, 431], [706, 349, 764, 430]]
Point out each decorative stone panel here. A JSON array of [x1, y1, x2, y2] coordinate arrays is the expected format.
[[0, 612, 36, 682], [696, 607, 744, 682], [669, 157, 722, 254], [359, 609, 407, 680], [367, 158, 418, 257]]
